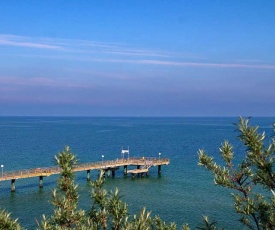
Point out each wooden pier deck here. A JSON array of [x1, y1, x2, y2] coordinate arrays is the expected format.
[[0, 157, 169, 191]]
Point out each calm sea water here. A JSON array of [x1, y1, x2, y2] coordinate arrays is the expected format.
[[0, 117, 274, 229]]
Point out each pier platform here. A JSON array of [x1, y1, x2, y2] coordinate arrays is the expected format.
[[0, 157, 169, 191]]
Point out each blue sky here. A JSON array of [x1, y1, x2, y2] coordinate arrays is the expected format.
[[0, 1, 274, 116]]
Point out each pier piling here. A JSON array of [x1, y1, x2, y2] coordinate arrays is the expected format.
[[39, 176, 43, 188], [87, 170, 91, 181], [11, 179, 16, 192], [124, 165, 127, 175], [158, 165, 162, 174]]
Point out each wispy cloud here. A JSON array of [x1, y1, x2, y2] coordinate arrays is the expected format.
[[0, 34, 62, 49], [130, 60, 275, 69], [1, 34, 274, 70], [64, 58, 275, 70], [0, 34, 191, 59], [7, 52, 275, 70], [0, 76, 93, 89]]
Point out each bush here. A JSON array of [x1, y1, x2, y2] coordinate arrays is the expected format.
[[199, 117, 275, 230]]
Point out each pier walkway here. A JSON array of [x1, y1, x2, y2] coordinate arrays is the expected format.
[[0, 157, 169, 191]]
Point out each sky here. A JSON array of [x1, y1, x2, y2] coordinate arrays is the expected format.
[[0, 1, 275, 116]]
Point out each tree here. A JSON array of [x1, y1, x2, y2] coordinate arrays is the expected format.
[[88, 170, 128, 230], [198, 117, 275, 230], [0, 209, 22, 230], [38, 146, 88, 229]]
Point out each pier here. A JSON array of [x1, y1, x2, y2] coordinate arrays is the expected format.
[[0, 157, 169, 191]]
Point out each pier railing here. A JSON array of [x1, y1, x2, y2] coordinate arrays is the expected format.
[[0, 157, 170, 181]]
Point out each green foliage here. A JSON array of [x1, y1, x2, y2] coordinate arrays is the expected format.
[[88, 170, 128, 230], [38, 146, 87, 229], [154, 216, 177, 230], [0, 209, 22, 230], [196, 216, 219, 230], [89, 171, 181, 230], [198, 117, 275, 230]]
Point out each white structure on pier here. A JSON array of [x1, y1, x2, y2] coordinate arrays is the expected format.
[[121, 146, 129, 159]]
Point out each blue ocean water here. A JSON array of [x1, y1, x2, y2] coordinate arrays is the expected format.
[[0, 117, 274, 229]]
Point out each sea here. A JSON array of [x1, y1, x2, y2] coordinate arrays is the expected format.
[[0, 116, 274, 229]]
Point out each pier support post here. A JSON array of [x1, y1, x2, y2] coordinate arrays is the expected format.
[[137, 165, 140, 169], [39, 176, 43, 188], [158, 165, 162, 174], [112, 170, 115, 177], [124, 165, 127, 175], [87, 170, 91, 181], [107, 169, 110, 178], [11, 179, 16, 192]]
